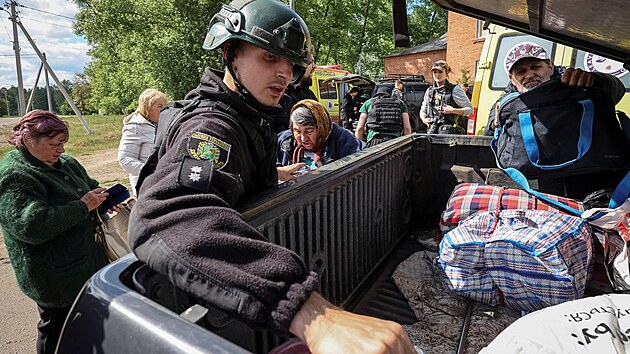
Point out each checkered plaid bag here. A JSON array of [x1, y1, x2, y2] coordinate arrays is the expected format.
[[440, 183, 585, 238], [437, 209, 593, 312]]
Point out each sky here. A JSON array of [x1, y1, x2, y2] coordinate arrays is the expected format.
[[0, 0, 88, 89]]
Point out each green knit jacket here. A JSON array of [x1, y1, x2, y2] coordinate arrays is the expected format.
[[0, 149, 108, 308]]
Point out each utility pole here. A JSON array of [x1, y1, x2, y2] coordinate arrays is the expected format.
[[9, 1, 25, 116], [26, 53, 53, 112], [44, 53, 53, 112], [14, 20, 92, 133], [15, 19, 92, 133], [26, 59, 43, 112]]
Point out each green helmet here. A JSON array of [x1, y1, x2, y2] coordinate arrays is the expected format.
[[203, 0, 311, 84]]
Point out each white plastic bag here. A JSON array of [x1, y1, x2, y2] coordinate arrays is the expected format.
[[583, 200, 630, 289], [481, 294, 630, 354]]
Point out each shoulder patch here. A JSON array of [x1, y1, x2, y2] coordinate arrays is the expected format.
[[187, 131, 231, 170]]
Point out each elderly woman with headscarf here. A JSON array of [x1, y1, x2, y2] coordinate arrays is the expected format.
[[276, 99, 365, 181]]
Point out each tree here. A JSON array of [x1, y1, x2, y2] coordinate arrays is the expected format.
[[456, 67, 473, 86], [74, 0, 221, 114], [71, 74, 95, 114], [407, 0, 448, 47], [73, 0, 448, 110]]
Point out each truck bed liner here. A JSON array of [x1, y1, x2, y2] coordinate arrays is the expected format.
[[349, 234, 426, 325]]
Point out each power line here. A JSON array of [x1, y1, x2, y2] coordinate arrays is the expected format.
[[17, 3, 76, 21], [1, 16, 11, 42], [19, 16, 74, 29]]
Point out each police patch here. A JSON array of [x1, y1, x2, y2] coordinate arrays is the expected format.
[[187, 131, 231, 170]]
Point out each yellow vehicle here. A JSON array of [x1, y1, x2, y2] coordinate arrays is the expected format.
[[469, 24, 630, 135], [308, 66, 349, 123]]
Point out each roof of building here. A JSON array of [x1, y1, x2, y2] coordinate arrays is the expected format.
[[384, 33, 447, 58]]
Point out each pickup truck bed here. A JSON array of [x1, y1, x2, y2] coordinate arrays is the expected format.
[[58, 134, 517, 353], [349, 233, 426, 325]]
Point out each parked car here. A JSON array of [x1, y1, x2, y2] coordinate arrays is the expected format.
[[308, 66, 350, 123]]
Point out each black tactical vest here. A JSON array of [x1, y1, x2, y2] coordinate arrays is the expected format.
[[366, 96, 403, 132], [428, 82, 462, 125]]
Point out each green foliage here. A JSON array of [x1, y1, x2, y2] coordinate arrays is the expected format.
[[456, 67, 473, 86], [59, 101, 74, 115], [0, 83, 73, 116], [74, 0, 448, 110], [70, 73, 96, 114], [74, 0, 221, 114], [407, 0, 448, 46]]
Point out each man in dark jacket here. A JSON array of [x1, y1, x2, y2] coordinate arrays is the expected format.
[[485, 43, 627, 199], [391, 79, 404, 101], [128, 1, 413, 353], [340, 87, 360, 129], [484, 43, 625, 136]]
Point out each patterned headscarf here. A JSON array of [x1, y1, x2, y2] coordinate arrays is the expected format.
[[289, 99, 333, 153]]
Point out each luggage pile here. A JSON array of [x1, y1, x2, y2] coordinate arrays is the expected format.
[[436, 182, 630, 313]]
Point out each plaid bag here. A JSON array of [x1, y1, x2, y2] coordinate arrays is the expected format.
[[437, 209, 593, 312], [440, 183, 584, 238]]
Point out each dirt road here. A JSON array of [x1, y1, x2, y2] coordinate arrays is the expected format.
[[0, 148, 124, 354]]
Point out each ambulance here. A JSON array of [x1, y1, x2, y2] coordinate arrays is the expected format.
[[308, 65, 349, 123], [469, 24, 630, 135]]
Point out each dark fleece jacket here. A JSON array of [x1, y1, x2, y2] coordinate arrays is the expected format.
[[128, 68, 318, 336]]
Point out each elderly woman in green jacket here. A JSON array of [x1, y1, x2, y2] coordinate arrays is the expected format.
[[0, 110, 109, 354]]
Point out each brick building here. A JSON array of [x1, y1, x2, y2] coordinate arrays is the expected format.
[[384, 12, 486, 84], [445, 12, 486, 84], [383, 34, 447, 80]]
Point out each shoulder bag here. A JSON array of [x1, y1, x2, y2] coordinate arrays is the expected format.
[[94, 203, 133, 263]]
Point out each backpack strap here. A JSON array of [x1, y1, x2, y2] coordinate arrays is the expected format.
[[490, 137, 584, 217], [444, 82, 456, 107]]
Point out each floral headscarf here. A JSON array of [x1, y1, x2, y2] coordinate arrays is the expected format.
[[289, 99, 333, 153]]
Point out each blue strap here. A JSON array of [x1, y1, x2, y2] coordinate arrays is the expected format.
[[610, 169, 630, 208], [519, 99, 594, 170], [493, 93, 630, 217], [491, 128, 583, 216], [494, 138, 630, 219], [498, 92, 520, 111]]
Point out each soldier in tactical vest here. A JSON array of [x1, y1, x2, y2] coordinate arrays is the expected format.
[[354, 86, 412, 147], [420, 60, 473, 134], [128, 0, 414, 353]]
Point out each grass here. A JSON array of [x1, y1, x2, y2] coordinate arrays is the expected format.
[[0, 114, 131, 189], [65, 115, 125, 156], [0, 114, 124, 157]]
